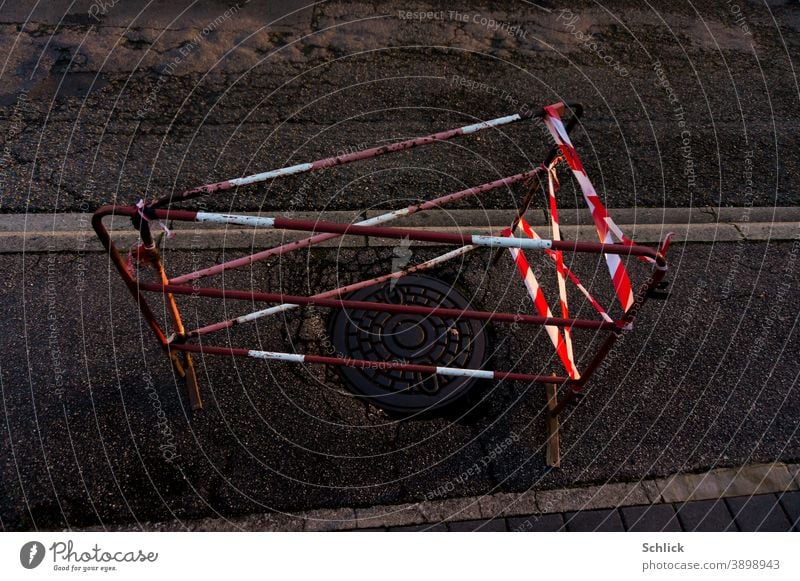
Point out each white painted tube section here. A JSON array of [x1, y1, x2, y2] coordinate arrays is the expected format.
[[246, 350, 306, 363], [229, 163, 314, 186], [461, 114, 521, 135], [196, 212, 276, 228], [435, 367, 494, 379], [471, 235, 552, 250]]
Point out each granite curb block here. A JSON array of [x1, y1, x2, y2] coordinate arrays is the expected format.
[[78, 462, 800, 531], [790, 463, 800, 488], [652, 463, 798, 503], [1, 207, 798, 253]]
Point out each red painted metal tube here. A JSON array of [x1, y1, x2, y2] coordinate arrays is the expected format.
[[96, 204, 663, 264], [136, 282, 622, 335], [168, 166, 549, 285], [91, 208, 169, 348], [269, 216, 663, 260], [148, 103, 577, 210], [170, 342, 573, 386]]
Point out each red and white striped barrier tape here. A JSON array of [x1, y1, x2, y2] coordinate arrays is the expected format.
[[504, 224, 580, 380], [542, 105, 637, 311], [544, 162, 578, 377], [515, 218, 613, 323]]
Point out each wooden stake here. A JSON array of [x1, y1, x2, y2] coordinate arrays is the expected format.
[[183, 353, 203, 410], [546, 379, 561, 468]]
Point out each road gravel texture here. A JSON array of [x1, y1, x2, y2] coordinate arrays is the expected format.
[[0, 1, 798, 212], [1, 240, 798, 529], [0, 1, 798, 531]]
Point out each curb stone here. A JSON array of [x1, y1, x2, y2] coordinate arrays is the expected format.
[[653, 464, 797, 503], [302, 508, 358, 532], [75, 462, 799, 532], [785, 463, 800, 488], [1, 207, 798, 253], [417, 497, 484, 523], [477, 491, 538, 519], [535, 481, 650, 514]]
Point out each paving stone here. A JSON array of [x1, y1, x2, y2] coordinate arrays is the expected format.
[[478, 491, 538, 519], [507, 513, 565, 532], [787, 463, 800, 488], [674, 499, 735, 532], [417, 497, 484, 523], [302, 508, 357, 531], [537, 482, 649, 514], [191, 513, 305, 532], [355, 502, 424, 528], [656, 463, 797, 503], [388, 523, 448, 532], [447, 518, 507, 532], [620, 505, 681, 532], [564, 509, 625, 532], [726, 495, 793, 532], [778, 491, 800, 532], [732, 464, 800, 495], [641, 480, 662, 503]]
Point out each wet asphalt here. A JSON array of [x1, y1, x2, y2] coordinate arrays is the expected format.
[[0, 0, 798, 213], [0, 1, 799, 531], [0, 239, 798, 530]]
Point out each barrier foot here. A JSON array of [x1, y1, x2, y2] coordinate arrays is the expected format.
[[545, 379, 561, 468], [183, 353, 203, 410]]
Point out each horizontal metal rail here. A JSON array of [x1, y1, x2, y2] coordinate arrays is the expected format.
[[168, 166, 548, 285], [93, 205, 665, 265], [170, 342, 573, 386], [149, 103, 574, 210], [136, 282, 623, 337]]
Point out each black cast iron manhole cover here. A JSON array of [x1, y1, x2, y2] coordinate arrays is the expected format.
[[329, 275, 488, 413]]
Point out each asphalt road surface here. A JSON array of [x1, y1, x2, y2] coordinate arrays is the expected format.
[[0, 1, 799, 531], [1, 239, 798, 530], [0, 0, 798, 213]]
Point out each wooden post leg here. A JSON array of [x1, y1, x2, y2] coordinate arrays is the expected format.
[[182, 352, 202, 410], [148, 243, 204, 410], [167, 349, 202, 410], [545, 381, 561, 468]]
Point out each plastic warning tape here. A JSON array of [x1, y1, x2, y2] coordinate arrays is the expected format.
[[542, 105, 635, 311], [516, 218, 613, 323], [544, 164, 578, 376], [505, 228, 580, 380]]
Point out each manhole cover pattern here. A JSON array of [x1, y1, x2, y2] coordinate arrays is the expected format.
[[329, 275, 488, 413]]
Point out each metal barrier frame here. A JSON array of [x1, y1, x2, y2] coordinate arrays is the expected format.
[[92, 102, 671, 464]]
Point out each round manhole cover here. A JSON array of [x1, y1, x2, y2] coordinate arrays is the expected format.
[[329, 275, 488, 413]]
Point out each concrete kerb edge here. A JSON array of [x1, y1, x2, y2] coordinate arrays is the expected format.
[[80, 462, 800, 531], [1, 207, 799, 253], [303, 462, 800, 531]]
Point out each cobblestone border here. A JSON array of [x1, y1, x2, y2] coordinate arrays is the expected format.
[[81, 462, 800, 531]]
